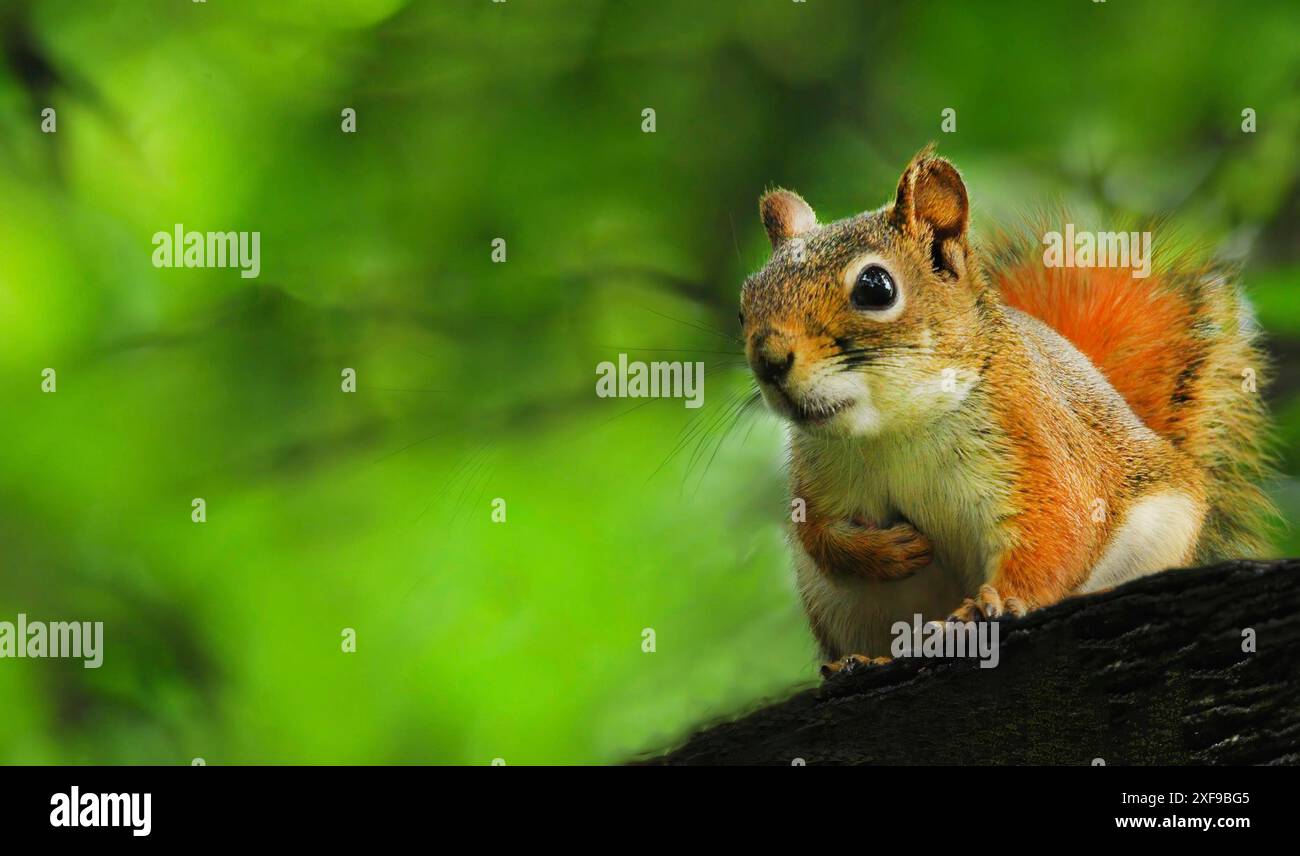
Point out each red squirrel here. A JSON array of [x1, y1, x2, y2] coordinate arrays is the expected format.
[[738, 146, 1276, 675]]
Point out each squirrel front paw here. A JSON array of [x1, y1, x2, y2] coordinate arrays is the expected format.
[[822, 519, 933, 582], [948, 584, 1030, 622], [820, 653, 891, 678]]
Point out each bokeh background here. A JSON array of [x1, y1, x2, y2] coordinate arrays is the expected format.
[[1, 0, 1297, 764]]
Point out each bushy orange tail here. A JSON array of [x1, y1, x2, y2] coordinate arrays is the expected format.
[[987, 225, 1277, 560]]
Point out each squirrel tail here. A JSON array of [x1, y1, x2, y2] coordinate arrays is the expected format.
[[987, 221, 1279, 560]]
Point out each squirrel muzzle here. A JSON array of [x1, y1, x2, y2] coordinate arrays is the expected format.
[[750, 328, 797, 386]]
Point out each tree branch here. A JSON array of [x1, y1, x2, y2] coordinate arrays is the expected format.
[[642, 559, 1300, 765]]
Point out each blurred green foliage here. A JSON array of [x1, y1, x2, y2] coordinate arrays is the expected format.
[[0, 0, 1297, 763]]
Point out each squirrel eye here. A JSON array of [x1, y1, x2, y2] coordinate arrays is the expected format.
[[851, 265, 897, 310]]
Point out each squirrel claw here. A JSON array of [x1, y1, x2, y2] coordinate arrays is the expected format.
[[949, 584, 1030, 622], [820, 653, 891, 678], [1003, 596, 1029, 617]]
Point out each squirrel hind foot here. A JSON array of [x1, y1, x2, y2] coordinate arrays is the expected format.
[[820, 653, 892, 679], [947, 584, 1031, 623]]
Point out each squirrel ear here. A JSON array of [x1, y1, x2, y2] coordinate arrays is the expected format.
[[759, 188, 816, 249], [892, 146, 969, 276]]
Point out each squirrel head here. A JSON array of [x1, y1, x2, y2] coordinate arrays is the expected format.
[[740, 146, 984, 438]]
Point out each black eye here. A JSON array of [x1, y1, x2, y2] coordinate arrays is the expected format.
[[851, 265, 897, 310]]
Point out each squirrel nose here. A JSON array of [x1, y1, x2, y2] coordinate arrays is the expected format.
[[752, 333, 796, 385]]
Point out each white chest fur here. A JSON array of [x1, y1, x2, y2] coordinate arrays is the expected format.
[[791, 425, 1010, 656], [790, 427, 1204, 656]]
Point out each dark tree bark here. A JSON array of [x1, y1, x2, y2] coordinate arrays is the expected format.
[[643, 560, 1300, 765]]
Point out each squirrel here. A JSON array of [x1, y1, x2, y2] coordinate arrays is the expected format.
[[738, 145, 1277, 675]]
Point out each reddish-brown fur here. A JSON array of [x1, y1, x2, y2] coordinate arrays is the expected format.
[[999, 264, 1195, 439]]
